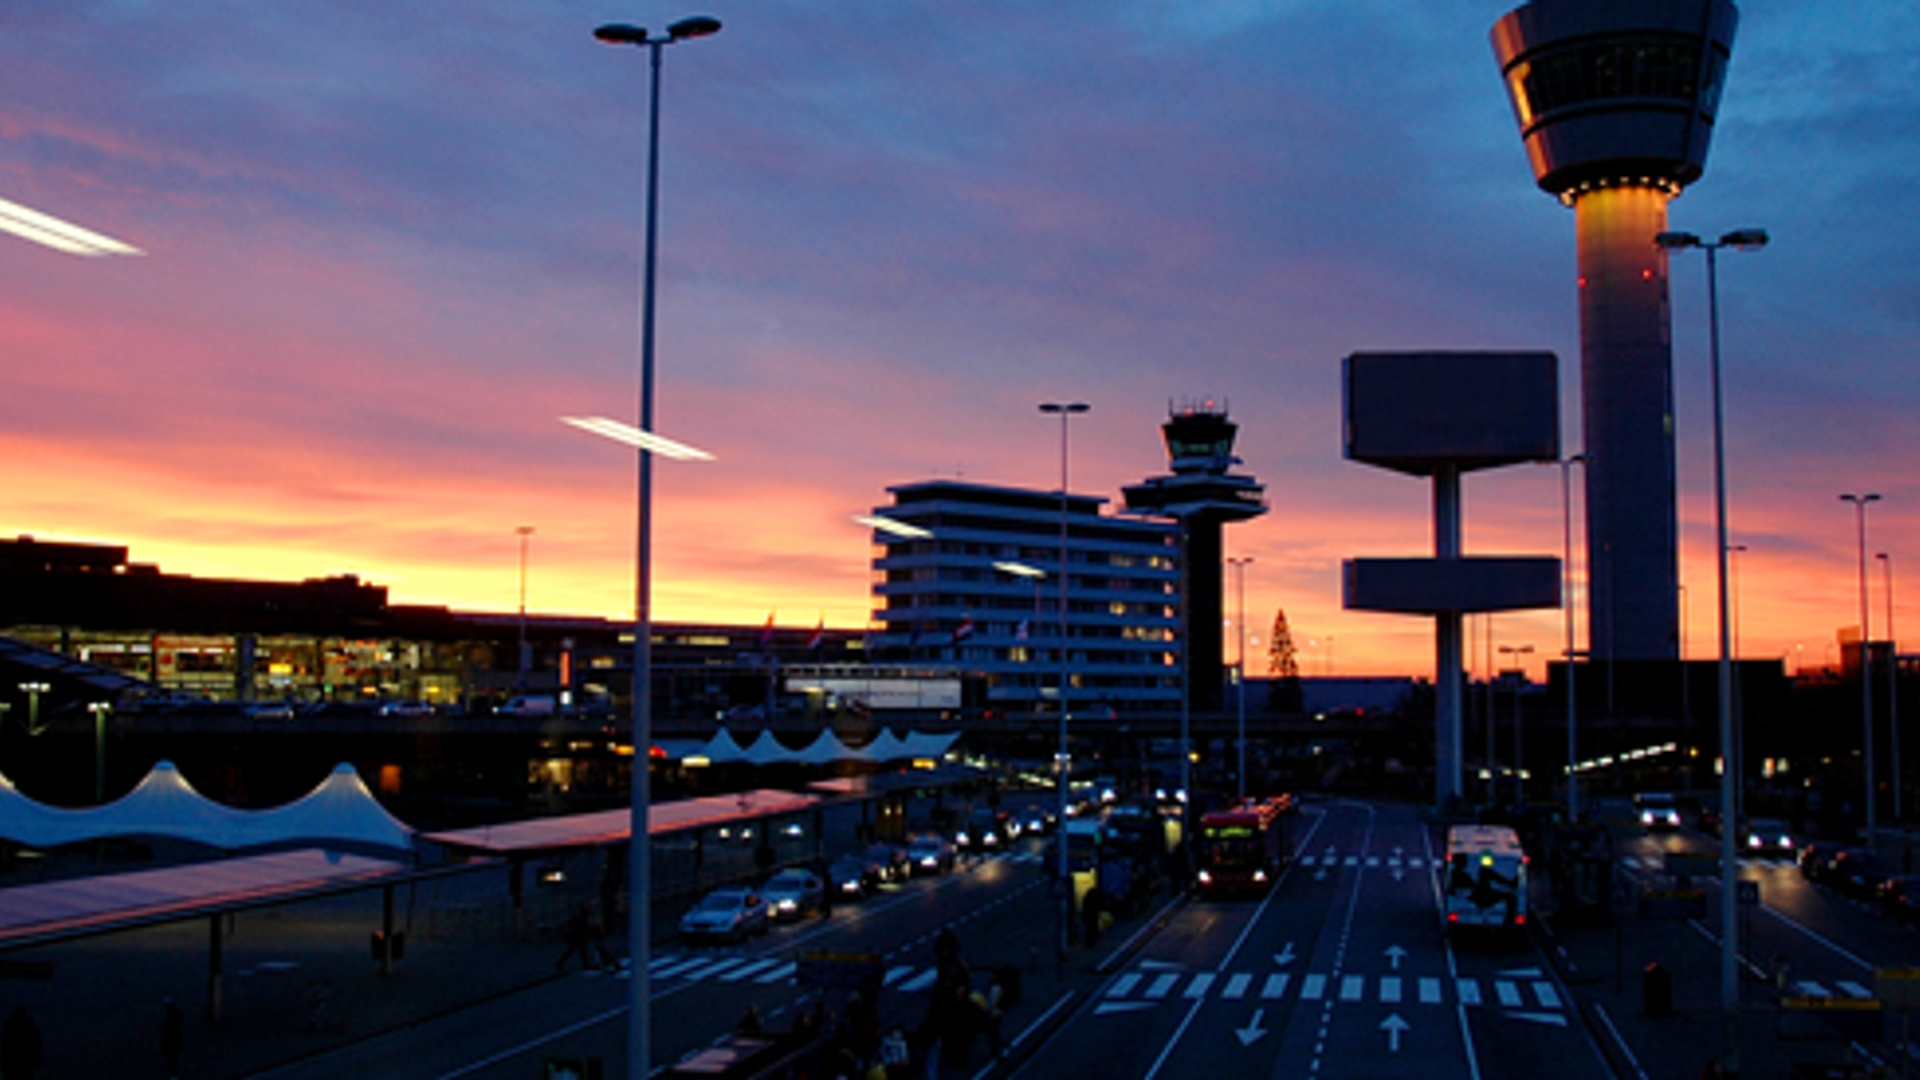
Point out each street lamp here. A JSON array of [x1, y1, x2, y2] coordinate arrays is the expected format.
[[1038, 400, 1088, 966], [1658, 225, 1766, 1076], [1881, 552, 1901, 821], [1498, 645, 1533, 805], [516, 525, 535, 693], [1728, 543, 1747, 822], [1843, 492, 1882, 841], [1551, 453, 1586, 819], [87, 702, 111, 802], [1228, 556, 1255, 801], [16, 682, 49, 736], [593, 17, 722, 1080]]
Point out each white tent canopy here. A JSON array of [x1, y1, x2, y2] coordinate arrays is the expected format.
[[0, 762, 413, 853], [660, 728, 957, 766]]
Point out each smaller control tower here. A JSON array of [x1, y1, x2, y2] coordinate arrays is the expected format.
[[1123, 403, 1268, 714]]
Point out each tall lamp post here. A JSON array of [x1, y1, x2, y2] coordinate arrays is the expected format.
[[1881, 552, 1901, 822], [1039, 400, 1088, 966], [593, 17, 722, 1080], [1554, 453, 1585, 818], [1729, 542, 1748, 821], [1227, 556, 1255, 801], [1658, 225, 1767, 1078], [1843, 492, 1882, 841], [516, 525, 535, 692]]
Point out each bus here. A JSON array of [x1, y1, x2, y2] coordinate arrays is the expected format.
[[1442, 825, 1528, 934], [1196, 796, 1292, 897]]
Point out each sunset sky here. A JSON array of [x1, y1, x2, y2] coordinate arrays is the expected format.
[[2, 2, 1916, 682]]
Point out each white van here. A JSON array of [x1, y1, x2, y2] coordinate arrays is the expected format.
[[1442, 825, 1528, 933]]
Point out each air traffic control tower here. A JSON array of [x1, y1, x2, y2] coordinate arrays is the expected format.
[[1492, 0, 1738, 662], [1124, 404, 1267, 714]]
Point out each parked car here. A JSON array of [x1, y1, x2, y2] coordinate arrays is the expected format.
[[760, 868, 825, 922], [1830, 849, 1894, 899], [864, 842, 911, 883], [377, 700, 434, 717], [678, 886, 769, 943], [1636, 792, 1682, 832], [1882, 875, 1920, 924], [906, 835, 956, 875], [828, 853, 882, 899], [1741, 818, 1795, 857]]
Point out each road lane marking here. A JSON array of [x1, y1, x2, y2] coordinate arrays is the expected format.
[[882, 966, 914, 987], [1495, 981, 1522, 1007], [1341, 975, 1366, 1001], [1223, 974, 1251, 1000], [899, 969, 940, 993], [1840, 981, 1873, 999], [1261, 974, 1291, 1000], [1420, 978, 1442, 1004], [1796, 981, 1832, 998], [1532, 982, 1561, 1008], [1184, 974, 1216, 999], [753, 961, 795, 984], [1107, 973, 1143, 998], [1301, 973, 1327, 1000], [1146, 973, 1179, 999], [1456, 978, 1482, 1006], [720, 959, 779, 982], [1381, 976, 1403, 1004]]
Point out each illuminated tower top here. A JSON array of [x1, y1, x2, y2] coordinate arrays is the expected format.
[[1493, 0, 1738, 202]]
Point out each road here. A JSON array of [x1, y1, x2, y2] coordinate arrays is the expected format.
[[1009, 800, 1612, 1080]]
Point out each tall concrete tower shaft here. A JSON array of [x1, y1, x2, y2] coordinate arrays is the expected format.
[[1493, 0, 1738, 662]]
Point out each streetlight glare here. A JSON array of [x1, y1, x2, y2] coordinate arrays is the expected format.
[[853, 515, 933, 540], [0, 196, 144, 257], [561, 416, 714, 461], [993, 560, 1046, 579]]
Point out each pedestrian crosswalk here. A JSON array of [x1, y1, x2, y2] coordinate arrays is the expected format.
[[1295, 854, 1428, 870]]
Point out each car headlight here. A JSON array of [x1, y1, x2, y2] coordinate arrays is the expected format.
[[1197, 869, 1212, 884]]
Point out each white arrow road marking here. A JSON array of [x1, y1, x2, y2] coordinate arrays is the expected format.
[[1274, 941, 1297, 967], [1381, 1013, 1411, 1053], [1096, 1001, 1157, 1016], [1385, 945, 1407, 971], [1235, 1008, 1269, 1047], [1510, 1011, 1569, 1027]]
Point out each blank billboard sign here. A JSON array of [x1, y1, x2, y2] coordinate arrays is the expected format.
[[1344, 351, 1559, 476]]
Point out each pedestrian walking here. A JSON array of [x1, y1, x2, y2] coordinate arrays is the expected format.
[[2, 1004, 42, 1080], [161, 996, 184, 1079], [555, 901, 600, 973]]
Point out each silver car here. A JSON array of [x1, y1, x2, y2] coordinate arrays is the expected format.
[[678, 887, 769, 943]]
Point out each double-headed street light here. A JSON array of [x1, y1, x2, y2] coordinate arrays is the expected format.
[[1038, 401, 1088, 967], [1843, 493, 1882, 840], [1658, 224, 1766, 1077], [592, 17, 722, 1080]]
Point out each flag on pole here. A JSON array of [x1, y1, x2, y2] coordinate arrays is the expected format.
[[1015, 619, 1030, 641], [952, 615, 975, 643], [759, 613, 775, 651], [807, 617, 825, 651]]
